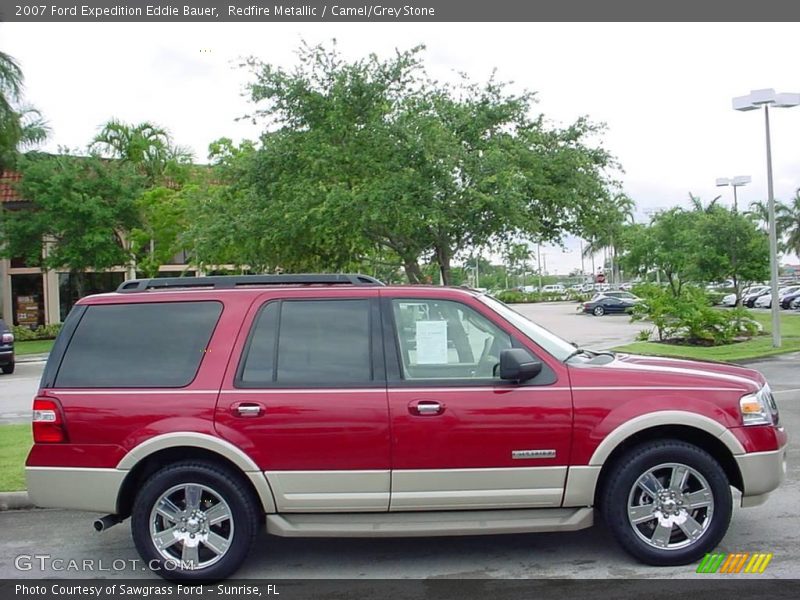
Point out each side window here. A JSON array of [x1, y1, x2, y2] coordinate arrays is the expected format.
[[238, 299, 372, 386], [55, 301, 222, 388], [391, 299, 513, 380]]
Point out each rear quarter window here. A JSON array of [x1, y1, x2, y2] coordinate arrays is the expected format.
[[54, 301, 222, 388]]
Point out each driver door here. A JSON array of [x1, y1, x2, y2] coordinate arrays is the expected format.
[[384, 294, 573, 511]]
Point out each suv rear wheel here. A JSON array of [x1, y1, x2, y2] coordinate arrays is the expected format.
[[1, 362, 13, 374], [601, 440, 732, 566], [131, 461, 260, 581]]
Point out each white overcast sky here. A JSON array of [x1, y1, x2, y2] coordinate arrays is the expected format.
[[2, 22, 800, 274]]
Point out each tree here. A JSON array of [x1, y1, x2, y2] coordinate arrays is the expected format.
[[693, 205, 769, 297], [777, 189, 800, 258], [581, 192, 635, 283], [0, 50, 49, 170], [620, 204, 768, 298], [90, 119, 193, 185], [220, 42, 615, 284], [90, 119, 195, 275], [0, 152, 143, 296]]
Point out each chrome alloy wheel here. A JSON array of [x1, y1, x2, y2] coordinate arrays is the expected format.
[[627, 462, 714, 550], [149, 483, 234, 569]]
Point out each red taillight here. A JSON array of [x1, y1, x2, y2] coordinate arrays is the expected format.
[[1, 333, 12, 343], [32, 397, 66, 443]]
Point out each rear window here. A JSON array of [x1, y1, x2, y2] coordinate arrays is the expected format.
[[55, 301, 222, 388], [237, 299, 372, 386]]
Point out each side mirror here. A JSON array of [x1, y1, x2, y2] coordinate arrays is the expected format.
[[499, 348, 542, 383]]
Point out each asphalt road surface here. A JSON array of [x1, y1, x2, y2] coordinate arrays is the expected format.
[[1, 305, 796, 579]]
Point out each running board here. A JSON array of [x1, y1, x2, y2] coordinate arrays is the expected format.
[[266, 507, 593, 538]]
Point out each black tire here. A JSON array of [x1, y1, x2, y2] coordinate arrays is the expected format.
[[1, 361, 13, 375], [131, 460, 261, 582], [600, 440, 732, 566], [593, 306, 605, 316]]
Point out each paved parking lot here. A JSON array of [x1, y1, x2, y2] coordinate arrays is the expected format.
[[1, 303, 796, 579]]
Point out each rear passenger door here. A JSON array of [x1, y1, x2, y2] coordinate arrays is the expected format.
[[215, 291, 390, 512]]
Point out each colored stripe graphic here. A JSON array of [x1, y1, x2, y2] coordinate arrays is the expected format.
[[698, 552, 773, 574]]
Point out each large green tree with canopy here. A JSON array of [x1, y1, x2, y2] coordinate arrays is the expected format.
[[197, 42, 617, 283]]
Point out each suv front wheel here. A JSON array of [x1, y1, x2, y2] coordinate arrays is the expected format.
[[601, 440, 732, 566], [131, 460, 260, 581]]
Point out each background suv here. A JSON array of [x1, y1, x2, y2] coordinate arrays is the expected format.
[[26, 275, 787, 581]]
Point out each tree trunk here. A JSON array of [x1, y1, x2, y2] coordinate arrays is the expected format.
[[435, 245, 452, 286], [402, 259, 424, 284]]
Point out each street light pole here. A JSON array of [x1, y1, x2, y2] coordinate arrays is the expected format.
[[763, 104, 781, 347], [733, 88, 800, 348], [715, 175, 750, 305]]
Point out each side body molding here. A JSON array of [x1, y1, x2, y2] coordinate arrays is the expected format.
[[117, 432, 277, 513]]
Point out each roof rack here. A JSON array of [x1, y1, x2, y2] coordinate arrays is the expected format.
[[116, 273, 385, 293]]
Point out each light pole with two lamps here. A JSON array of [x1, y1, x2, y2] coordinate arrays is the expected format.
[[732, 88, 800, 348]]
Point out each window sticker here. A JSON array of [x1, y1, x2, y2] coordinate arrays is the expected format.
[[415, 320, 448, 364]]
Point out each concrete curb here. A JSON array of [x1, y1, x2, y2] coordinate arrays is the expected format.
[[0, 491, 33, 511], [16, 353, 49, 363]]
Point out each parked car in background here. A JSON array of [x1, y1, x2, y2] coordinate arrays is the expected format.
[[580, 283, 596, 293], [743, 286, 770, 308], [597, 291, 641, 303], [776, 286, 800, 309], [619, 282, 634, 291], [541, 284, 566, 293], [582, 295, 637, 316], [781, 289, 800, 309], [0, 319, 14, 375], [755, 286, 800, 309], [594, 283, 611, 292]]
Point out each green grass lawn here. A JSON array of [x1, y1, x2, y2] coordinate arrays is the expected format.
[[14, 339, 54, 356], [0, 424, 31, 492], [612, 311, 800, 362]]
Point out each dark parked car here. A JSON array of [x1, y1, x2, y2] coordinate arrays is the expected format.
[[742, 286, 770, 308], [582, 296, 636, 316], [0, 319, 14, 374], [780, 290, 800, 309]]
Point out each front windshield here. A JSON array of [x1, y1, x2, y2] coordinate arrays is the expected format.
[[478, 295, 576, 361]]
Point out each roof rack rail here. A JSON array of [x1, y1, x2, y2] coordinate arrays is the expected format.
[[116, 273, 384, 293]]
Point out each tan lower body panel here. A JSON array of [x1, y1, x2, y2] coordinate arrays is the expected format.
[[735, 445, 787, 498], [265, 470, 390, 512], [26, 467, 126, 513], [266, 507, 594, 537], [390, 467, 567, 511], [562, 466, 602, 507]]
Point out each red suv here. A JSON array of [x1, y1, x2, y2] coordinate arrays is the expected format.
[[26, 274, 787, 581]]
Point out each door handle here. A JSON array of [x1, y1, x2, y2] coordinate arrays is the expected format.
[[231, 402, 264, 417], [409, 400, 445, 416]]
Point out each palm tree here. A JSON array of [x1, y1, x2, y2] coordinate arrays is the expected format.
[[0, 51, 23, 115], [0, 51, 49, 170], [778, 189, 800, 258], [582, 193, 635, 284], [688, 192, 721, 213], [90, 119, 193, 184], [746, 199, 788, 237]]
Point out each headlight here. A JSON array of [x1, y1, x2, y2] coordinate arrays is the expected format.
[[740, 384, 779, 426]]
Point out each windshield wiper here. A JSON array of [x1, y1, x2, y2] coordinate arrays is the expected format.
[[564, 348, 616, 362], [564, 348, 592, 361]]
